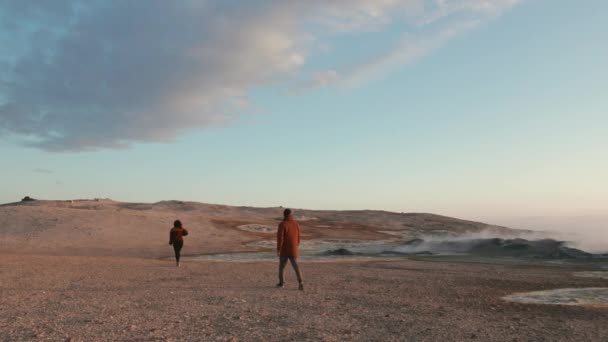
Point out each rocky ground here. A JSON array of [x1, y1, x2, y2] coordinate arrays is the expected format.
[[1, 254, 607, 341]]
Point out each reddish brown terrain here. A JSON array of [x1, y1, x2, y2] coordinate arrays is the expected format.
[[1, 199, 607, 341]]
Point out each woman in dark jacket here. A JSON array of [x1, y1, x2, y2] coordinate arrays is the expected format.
[[169, 220, 188, 267]]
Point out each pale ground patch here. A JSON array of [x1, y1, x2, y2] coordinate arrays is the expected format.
[[503, 288, 608, 306], [236, 224, 275, 233], [574, 271, 608, 280], [295, 215, 318, 221], [245, 238, 393, 251], [378, 230, 416, 238]]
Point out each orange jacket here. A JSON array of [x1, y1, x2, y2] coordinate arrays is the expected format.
[[169, 227, 188, 245], [277, 216, 300, 257]]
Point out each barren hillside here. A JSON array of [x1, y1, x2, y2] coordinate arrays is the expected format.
[[0, 199, 517, 258]]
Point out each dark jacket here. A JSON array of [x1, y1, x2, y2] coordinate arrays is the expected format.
[[169, 227, 189, 245]]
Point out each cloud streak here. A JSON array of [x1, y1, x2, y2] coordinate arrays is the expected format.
[[0, 1, 521, 151], [33, 168, 54, 174]]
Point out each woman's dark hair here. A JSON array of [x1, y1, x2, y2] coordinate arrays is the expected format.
[[174, 220, 182, 228], [283, 208, 292, 217]]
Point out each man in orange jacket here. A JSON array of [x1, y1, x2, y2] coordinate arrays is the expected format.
[[277, 208, 304, 290]]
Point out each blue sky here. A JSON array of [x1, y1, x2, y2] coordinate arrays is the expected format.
[[1, 0, 606, 224]]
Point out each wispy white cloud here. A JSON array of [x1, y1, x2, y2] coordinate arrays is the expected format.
[[308, 0, 521, 88], [292, 70, 341, 92], [416, 0, 521, 26], [0, 1, 522, 151], [340, 19, 481, 87], [33, 168, 54, 174]]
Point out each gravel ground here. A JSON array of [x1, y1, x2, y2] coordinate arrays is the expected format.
[[1, 254, 607, 341]]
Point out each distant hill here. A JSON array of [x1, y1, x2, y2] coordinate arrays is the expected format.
[[0, 199, 523, 258]]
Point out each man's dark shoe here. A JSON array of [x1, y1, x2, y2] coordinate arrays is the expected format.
[[298, 283, 304, 291], [276, 282, 284, 288]]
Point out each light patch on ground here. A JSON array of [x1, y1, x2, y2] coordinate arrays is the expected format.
[[503, 288, 608, 306], [246, 238, 391, 251], [237, 224, 276, 233], [379, 229, 460, 239], [379, 230, 414, 238], [574, 272, 608, 280], [182, 252, 396, 263], [296, 216, 318, 221]]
